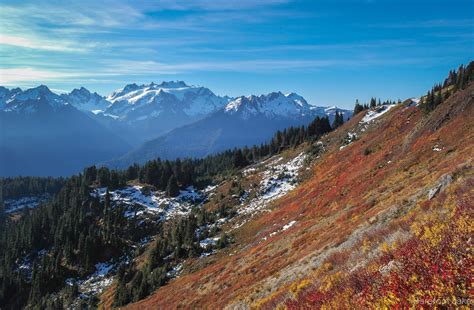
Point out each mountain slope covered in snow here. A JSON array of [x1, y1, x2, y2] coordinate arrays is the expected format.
[[61, 87, 111, 113], [95, 81, 232, 145], [106, 91, 351, 168]]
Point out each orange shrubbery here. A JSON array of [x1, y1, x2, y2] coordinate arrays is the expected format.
[[285, 190, 473, 309]]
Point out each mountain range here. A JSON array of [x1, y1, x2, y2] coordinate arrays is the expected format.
[[0, 82, 351, 176], [0, 86, 129, 176], [106, 91, 351, 168]]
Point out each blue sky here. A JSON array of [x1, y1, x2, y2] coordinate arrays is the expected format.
[[0, 0, 472, 108]]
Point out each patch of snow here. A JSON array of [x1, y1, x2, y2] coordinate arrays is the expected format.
[[75, 261, 116, 296], [269, 220, 297, 237], [339, 132, 357, 150], [282, 220, 297, 230], [4, 194, 50, 213], [360, 104, 397, 123], [199, 237, 220, 249], [199, 250, 217, 258], [238, 152, 306, 217], [406, 97, 420, 107], [433, 145, 442, 152], [166, 263, 183, 279], [92, 185, 211, 221]]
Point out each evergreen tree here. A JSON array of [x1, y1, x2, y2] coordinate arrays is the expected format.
[[97, 167, 110, 187], [233, 149, 248, 168], [83, 166, 97, 185], [353, 99, 364, 115], [370, 97, 377, 108], [331, 111, 344, 129], [166, 175, 180, 197]]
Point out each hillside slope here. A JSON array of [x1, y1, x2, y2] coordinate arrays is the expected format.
[[124, 83, 473, 308]]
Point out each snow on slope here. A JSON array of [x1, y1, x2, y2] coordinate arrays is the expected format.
[[1, 85, 69, 113], [61, 87, 110, 113], [239, 152, 307, 217], [4, 194, 51, 213], [92, 185, 213, 221], [360, 104, 397, 123]]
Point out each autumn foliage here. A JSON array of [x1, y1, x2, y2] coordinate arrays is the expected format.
[[124, 80, 473, 309]]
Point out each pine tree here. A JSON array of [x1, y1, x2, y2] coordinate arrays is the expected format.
[[332, 111, 343, 129], [370, 97, 377, 108], [233, 149, 248, 168], [97, 167, 110, 187], [166, 175, 180, 197], [353, 99, 364, 115]]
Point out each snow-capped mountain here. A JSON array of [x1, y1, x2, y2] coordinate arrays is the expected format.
[[61, 87, 110, 113], [0, 86, 22, 105], [93, 81, 232, 145], [1, 85, 68, 113], [105, 91, 352, 168], [106, 81, 230, 120], [224, 92, 314, 120], [0, 85, 130, 176], [223, 91, 350, 121]]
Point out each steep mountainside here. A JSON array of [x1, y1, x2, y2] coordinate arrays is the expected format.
[[0, 86, 130, 176], [121, 81, 473, 309], [106, 92, 351, 168], [61, 87, 111, 113]]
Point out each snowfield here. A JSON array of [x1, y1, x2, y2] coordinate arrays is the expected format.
[[92, 185, 212, 221], [238, 152, 307, 217], [4, 194, 50, 213], [360, 104, 397, 123], [65, 260, 117, 301]]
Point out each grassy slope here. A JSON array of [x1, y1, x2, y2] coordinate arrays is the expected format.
[[122, 84, 473, 309]]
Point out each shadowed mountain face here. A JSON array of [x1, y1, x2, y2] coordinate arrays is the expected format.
[[0, 86, 130, 177], [105, 92, 352, 168]]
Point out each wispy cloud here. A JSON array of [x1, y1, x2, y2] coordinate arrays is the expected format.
[[0, 2, 144, 29], [1, 52, 453, 86], [0, 34, 90, 52], [139, 0, 290, 11], [0, 67, 79, 84]]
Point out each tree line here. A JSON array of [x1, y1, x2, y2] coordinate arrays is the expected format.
[[1, 177, 66, 200], [421, 61, 473, 112], [80, 113, 343, 199], [353, 97, 400, 115]]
